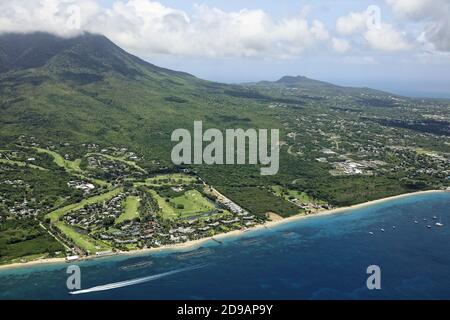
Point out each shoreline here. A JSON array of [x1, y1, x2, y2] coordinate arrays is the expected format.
[[1, 189, 448, 271]]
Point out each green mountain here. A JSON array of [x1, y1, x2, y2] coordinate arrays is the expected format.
[[0, 32, 285, 190], [1, 32, 448, 210], [250, 75, 395, 100]]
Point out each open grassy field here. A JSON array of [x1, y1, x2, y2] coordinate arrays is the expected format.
[[149, 189, 215, 220], [148, 189, 176, 220], [0, 159, 48, 171], [87, 153, 147, 173], [55, 222, 111, 253], [271, 185, 320, 203], [115, 196, 140, 224], [33, 147, 82, 172], [46, 188, 123, 223], [134, 174, 198, 187], [170, 190, 216, 217]]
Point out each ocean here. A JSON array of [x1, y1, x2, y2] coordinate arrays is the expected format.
[[1, 192, 450, 300]]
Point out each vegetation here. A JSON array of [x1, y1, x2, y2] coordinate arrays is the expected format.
[[0, 32, 449, 264]]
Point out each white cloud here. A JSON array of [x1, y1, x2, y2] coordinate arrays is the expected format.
[[0, 0, 332, 59], [335, 7, 412, 52], [336, 11, 367, 35], [386, 0, 450, 52], [364, 23, 412, 51], [331, 37, 350, 53]]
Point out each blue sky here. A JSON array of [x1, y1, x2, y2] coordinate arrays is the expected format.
[[1, 0, 449, 97]]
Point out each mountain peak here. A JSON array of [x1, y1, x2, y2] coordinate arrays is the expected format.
[[0, 32, 194, 80]]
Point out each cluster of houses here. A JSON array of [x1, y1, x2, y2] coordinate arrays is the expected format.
[[332, 160, 366, 175], [67, 180, 96, 194], [288, 198, 332, 213], [86, 154, 144, 181], [63, 192, 129, 229]]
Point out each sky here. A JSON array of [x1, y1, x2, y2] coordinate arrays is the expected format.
[[1, 0, 450, 97]]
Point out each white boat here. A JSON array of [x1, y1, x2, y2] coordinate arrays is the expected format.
[[427, 225, 432, 229], [433, 216, 438, 220], [414, 220, 419, 224], [369, 232, 374, 235], [436, 222, 444, 227], [380, 228, 385, 232]]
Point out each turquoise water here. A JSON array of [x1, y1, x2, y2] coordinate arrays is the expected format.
[[1, 192, 450, 300]]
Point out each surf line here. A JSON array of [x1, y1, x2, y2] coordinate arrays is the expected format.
[[69, 264, 208, 295]]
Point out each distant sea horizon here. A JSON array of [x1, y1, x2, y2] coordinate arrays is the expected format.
[[1, 191, 450, 300]]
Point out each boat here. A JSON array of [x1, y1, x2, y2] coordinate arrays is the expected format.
[[433, 216, 438, 220], [392, 226, 396, 229], [414, 220, 419, 224], [427, 225, 432, 229], [369, 232, 374, 235], [380, 228, 385, 232], [436, 216, 444, 227]]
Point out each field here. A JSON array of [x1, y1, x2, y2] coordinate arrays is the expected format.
[[0, 159, 48, 171], [55, 222, 111, 254], [34, 147, 82, 172], [170, 190, 216, 217], [116, 196, 141, 224], [271, 185, 322, 204], [149, 189, 216, 220], [134, 174, 198, 187], [46, 188, 123, 223]]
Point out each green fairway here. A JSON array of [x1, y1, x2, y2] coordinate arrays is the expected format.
[[149, 189, 177, 220], [87, 153, 147, 173], [46, 188, 123, 223], [170, 190, 216, 216], [149, 189, 216, 220], [116, 196, 140, 224], [135, 174, 198, 187], [33, 147, 81, 172], [271, 185, 315, 203], [0, 159, 48, 171], [55, 222, 111, 253]]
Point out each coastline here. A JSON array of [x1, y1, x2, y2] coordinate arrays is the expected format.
[[0, 189, 448, 271]]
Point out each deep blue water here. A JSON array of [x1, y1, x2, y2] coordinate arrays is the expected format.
[[1, 192, 450, 300]]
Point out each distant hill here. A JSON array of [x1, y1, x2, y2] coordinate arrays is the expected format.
[[251, 75, 393, 98]]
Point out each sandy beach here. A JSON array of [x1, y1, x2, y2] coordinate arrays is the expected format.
[[1, 189, 448, 271]]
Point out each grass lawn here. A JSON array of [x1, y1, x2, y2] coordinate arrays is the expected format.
[[151, 189, 216, 220], [55, 222, 111, 254], [115, 196, 140, 224], [135, 174, 197, 187], [46, 188, 123, 223], [0, 159, 48, 171], [87, 153, 147, 173], [33, 147, 81, 172], [272, 185, 317, 203], [170, 190, 216, 216], [149, 189, 177, 220]]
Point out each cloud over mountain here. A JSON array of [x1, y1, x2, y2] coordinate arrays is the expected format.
[[0, 0, 330, 59]]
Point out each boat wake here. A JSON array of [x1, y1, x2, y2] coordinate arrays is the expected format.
[[69, 264, 208, 295]]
